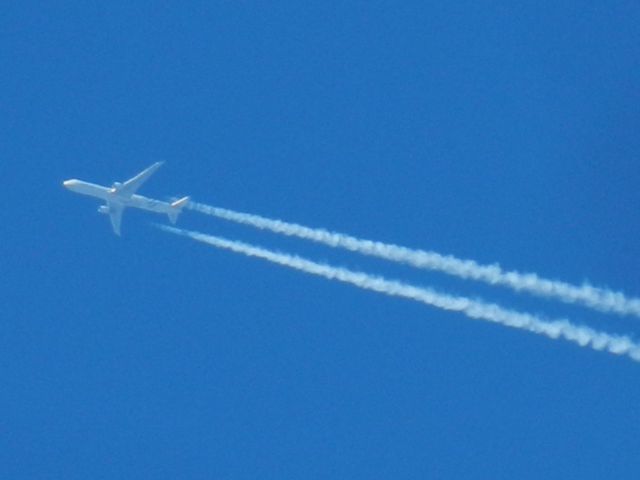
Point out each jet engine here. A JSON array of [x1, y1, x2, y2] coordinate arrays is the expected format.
[[98, 205, 110, 215]]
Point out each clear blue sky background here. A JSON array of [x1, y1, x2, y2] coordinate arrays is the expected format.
[[3, 2, 640, 478]]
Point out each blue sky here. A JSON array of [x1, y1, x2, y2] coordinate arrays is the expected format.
[[3, 1, 640, 478]]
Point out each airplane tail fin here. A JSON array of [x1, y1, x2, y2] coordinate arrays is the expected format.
[[168, 196, 190, 224]]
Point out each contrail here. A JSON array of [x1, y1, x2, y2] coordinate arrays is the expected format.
[[187, 202, 640, 318], [158, 224, 640, 363]]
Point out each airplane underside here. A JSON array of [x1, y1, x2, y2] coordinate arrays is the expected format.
[[63, 162, 189, 235]]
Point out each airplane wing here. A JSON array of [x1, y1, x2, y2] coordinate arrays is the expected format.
[[108, 203, 124, 236], [119, 162, 164, 196]]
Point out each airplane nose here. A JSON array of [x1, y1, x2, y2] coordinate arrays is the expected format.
[[63, 179, 74, 188]]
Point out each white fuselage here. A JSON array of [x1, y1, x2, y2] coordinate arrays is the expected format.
[[63, 179, 175, 215], [63, 162, 188, 235]]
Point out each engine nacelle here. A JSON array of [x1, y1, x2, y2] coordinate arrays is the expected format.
[[98, 205, 110, 215], [109, 181, 123, 194]]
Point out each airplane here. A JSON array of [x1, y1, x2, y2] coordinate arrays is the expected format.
[[63, 162, 189, 235]]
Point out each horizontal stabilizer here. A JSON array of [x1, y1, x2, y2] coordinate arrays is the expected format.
[[171, 196, 190, 209], [168, 196, 190, 224]]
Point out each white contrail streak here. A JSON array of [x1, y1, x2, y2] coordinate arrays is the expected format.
[[187, 202, 640, 318], [159, 224, 640, 363]]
